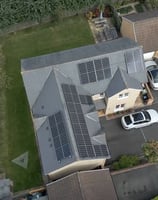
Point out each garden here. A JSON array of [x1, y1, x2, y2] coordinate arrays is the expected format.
[[0, 15, 94, 192]]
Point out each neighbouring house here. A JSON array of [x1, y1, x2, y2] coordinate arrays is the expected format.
[[46, 169, 118, 200], [21, 37, 147, 181], [0, 178, 13, 200], [120, 9, 158, 59], [111, 163, 158, 200]]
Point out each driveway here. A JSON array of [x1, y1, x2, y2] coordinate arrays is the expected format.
[[101, 89, 158, 161]]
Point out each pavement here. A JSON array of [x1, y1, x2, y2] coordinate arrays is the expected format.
[[100, 88, 158, 162]]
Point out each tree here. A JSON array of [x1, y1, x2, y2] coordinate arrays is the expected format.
[[142, 140, 158, 162]]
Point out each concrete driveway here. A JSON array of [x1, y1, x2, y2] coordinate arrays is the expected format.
[[101, 89, 158, 161]]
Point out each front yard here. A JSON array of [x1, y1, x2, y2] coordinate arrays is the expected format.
[[0, 15, 94, 192]]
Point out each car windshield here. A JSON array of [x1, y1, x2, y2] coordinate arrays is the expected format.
[[150, 69, 158, 83], [143, 110, 151, 121], [132, 112, 144, 122], [124, 116, 132, 125]]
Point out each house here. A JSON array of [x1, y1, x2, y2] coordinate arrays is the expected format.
[[21, 37, 147, 181], [46, 168, 118, 200], [120, 9, 158, 57]]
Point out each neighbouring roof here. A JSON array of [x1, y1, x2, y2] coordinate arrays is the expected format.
[[105, 68, 142, 97], [112, 164, 158, 200], [0, 179, 12, 200], [121, 10, 158, 53], [123, 9, 158, 22], [46, 169, 118, 200]]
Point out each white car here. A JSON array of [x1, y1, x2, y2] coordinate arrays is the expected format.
[[145, 60, 158, 90], [121, 109, 158, 130]]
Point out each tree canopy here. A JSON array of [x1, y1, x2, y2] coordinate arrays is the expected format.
[[0, 0, 97, 29]]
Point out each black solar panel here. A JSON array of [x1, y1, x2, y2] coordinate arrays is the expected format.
[[96, 70, 104, 80], [88, 71, 97, 82], [62, 84, 94, 158], [125, 51, 136, 73], [134, 49, 144, 72], [94, 144, 109, 157], [87, 61, 95, 72], [94, 59, 102, 70], [49, 111, 71, 161], [104, 69, 111, 79], [80, 73, 89, 84], [78, 63, 87, 74], [78, 57, 111, 84], [62, 83, 109, 159]]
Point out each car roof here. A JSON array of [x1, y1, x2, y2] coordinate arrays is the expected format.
[[132, 112, 144, 122], [145, 60, 157, 68]]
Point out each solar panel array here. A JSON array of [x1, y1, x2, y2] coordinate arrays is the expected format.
[[125, 49, 144, 74], [79, 95, 93, 105], [62, 83, 109, 159], [49, 111, 71, 161], [78, 58, 111, 84], [103, 26, 118, 41]]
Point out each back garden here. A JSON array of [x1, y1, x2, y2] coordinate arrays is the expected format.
[[0, 16, 94, 192]]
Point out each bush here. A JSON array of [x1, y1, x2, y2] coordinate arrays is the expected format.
[[135, 4, 144, 12], [112, 155, 140, 170]]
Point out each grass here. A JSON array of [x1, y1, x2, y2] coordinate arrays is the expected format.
[[117, 6, 133, 14], [0, 15, 94, 192]]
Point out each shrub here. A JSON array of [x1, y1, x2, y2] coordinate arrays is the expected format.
[[112, 155, 140, 170]]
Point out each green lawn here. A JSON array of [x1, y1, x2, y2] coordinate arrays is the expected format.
[[1, 15, 94, 192]]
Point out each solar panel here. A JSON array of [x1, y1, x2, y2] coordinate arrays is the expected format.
[[96, 70, 104, 80], [94, 144, 109, 157], [86, 96, 93, 105], [104, 69, 111, 79], [62, 84, 94, 158], [49, 111, 71, 161], [94, 59, 102, 70], [125, 51, 136, 73], [78, 63, 87, 74], [78, 57, 110, 84], [134, 49, 144, 72], [79, 95, 93, 105], [62, 83, 109, 159], [79, 95, 87, 104], [86, 61, 95, 72], [80, 73, 89, 84], [88, 72, 96, 82], [101, 58, 109, 69]]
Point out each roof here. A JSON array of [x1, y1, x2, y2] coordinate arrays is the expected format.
[[123, 9, 158, 22], [121, 10, 158, 53], [21, 37, 139, 71], [112, 164, 158, 200], [21, 37, 147, 175], [46, 169, 118, 200], [105, 68, 142, 97]]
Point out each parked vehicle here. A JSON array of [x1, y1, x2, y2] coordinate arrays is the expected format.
[[121, 109, 158, 130], [145, 60, 158, 90]]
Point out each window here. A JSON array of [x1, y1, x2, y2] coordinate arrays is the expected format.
[[114, 104, 125, 112], [118, 93, 129, 99], [119, 94, 123, 98]]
